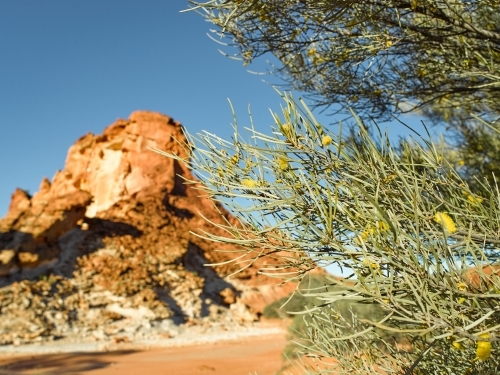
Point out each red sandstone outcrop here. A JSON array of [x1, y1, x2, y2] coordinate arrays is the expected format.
[[0, 111, 296, 345], [0, 186, 92, 276], [462, 264, 500, 291], [0, 111, 248, 278]]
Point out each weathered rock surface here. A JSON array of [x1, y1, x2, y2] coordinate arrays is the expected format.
[[0, 111, 295, 345]]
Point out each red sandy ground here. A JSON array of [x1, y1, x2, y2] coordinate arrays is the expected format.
[[0, 333, 287, 375]]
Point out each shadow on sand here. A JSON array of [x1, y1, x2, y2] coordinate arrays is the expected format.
[[0, 350, 139, 375]]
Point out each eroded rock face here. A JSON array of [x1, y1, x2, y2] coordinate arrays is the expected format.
[[462, 264, 500, 291], [62, 112, 192, 217], [0, 184, 92, 277], [0, 111, 294, 345]]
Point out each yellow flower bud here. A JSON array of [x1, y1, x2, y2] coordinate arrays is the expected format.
[[434, 212, 457, 234], [457, 282, 468, 292], [378, 221, 390, 231], [307, 47, 317, 56], [281, 124, 292, 136], [467, 195, 483, 205], [277, 157, 290, 171], [229, 154, 239, 165], [363, 258, 380, 271], [382, 174, 397, 183]]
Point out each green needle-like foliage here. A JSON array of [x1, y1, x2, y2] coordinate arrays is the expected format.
[[444, 118, 500, 192], [154, 92, 500, 374], [187, 0, 500, 125], [187, 0, 500, 195]]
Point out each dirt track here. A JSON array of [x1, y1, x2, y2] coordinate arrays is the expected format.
[[0, 333, 287, 375]]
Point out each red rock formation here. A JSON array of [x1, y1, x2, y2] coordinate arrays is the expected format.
[[0, 182, 92, 276], [61, 112, 191, 217], [462, 264, 500, 291], [0, 111, 248, 277], [0, 111, 296, 344]]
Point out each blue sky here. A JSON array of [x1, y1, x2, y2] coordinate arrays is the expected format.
[[0, 1, 430, 217]]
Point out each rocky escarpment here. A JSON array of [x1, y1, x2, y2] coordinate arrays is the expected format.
[[0, 111, 295, 345]]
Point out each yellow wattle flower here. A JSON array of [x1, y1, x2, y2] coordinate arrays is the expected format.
[[229, 154, 239, 166], [321, 135, 333, 147], [382, 174, 397, 183], [362, 258, 380, 271], [452, 341, 464, 350], [434, 212, 457, 234], [277, 157, 290, 171], [241, 178, 258, 188], [475, 333, 492, 361], [457, 282, 468, 292], [378, 221, 390, 231], [467, 194, 483, 204], [359, 227, 375, 241]]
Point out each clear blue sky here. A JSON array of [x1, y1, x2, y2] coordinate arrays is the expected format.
[[0, 1, 429, 217]]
